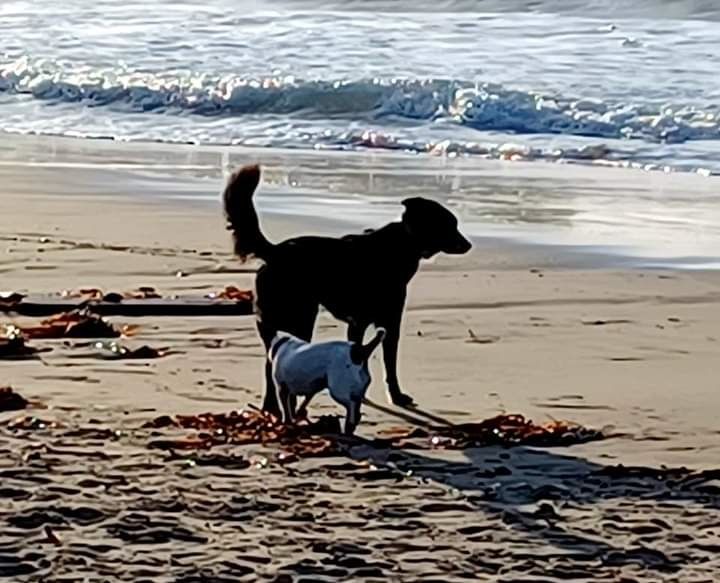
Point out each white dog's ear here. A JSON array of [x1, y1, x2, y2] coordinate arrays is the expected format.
[[350, 328, 385, 364], [269, 332, 292, 360]]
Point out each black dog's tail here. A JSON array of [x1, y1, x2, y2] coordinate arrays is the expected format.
[[222, 164, 274, 262]]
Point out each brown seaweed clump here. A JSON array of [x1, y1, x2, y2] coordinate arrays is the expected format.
[[60, 287, 105, 301], [144, 408, 341, 458], [21, 309, 136, 339], [60, 286, 163, 301], [143, 409, 604, 460], [0, 325, 47, 360], [205, 286, 254, 302], [123, 286, 163, 300], [2, 416, 61, 431], [0, 387, 29, 412], [94, 341, 168, 360], [379, 413, 604, 449], [0, 292, 25, 306]]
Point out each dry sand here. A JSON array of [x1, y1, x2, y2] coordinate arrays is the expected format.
[[1, 137, 719, 582]]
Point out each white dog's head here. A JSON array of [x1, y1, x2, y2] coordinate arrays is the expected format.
[[269, 330, 295, 361]]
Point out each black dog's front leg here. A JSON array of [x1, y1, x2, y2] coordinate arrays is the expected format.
[[344, 399, 362, 436], [379, 298, 415, 408], [262, 357, 281, 416]]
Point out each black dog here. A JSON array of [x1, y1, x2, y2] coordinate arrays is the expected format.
[[223, 164, 471, 415]]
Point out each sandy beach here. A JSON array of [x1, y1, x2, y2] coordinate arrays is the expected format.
[[2, 135, 719, 581]]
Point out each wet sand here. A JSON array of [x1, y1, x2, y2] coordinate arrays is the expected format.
[[1, 137, 719, 581]]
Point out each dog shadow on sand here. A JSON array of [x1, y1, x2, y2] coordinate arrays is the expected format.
[[342, 430, 720, 577]]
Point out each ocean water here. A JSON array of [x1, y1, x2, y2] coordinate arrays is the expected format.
[[1, 0, 719, 264], [2, 0, 720, 175]]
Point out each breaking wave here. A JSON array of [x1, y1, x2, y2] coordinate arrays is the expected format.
[[2, 57, 719, 146]]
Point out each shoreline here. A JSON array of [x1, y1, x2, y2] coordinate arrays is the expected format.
[[2, 132, 719, 271]]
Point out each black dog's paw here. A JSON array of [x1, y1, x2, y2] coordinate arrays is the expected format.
[[390, 391, 416, 408]]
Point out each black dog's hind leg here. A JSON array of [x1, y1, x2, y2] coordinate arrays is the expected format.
[[258, 321, 281, 416], [347, 318, 369, 344], [344, 398, 362, 436], [257, 306, 319, 416]]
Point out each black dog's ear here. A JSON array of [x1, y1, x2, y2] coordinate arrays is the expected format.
[[401, 197, 429, 225], [401, 197, 425, 212]]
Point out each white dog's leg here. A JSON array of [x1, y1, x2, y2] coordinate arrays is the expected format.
[[296, 394, 314, 420]]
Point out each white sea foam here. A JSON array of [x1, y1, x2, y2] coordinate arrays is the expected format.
[[0, 0, 719, 174]]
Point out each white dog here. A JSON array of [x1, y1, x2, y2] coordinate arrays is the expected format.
[[269, 328, 385, 435]]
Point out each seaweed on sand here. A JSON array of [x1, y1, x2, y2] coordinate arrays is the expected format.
[[378, 413, 605, 449], [20, 309, 137, 339], [145, 408, 342, 458]]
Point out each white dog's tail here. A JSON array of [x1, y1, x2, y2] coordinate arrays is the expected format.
[[350, 328, 386, 364]]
